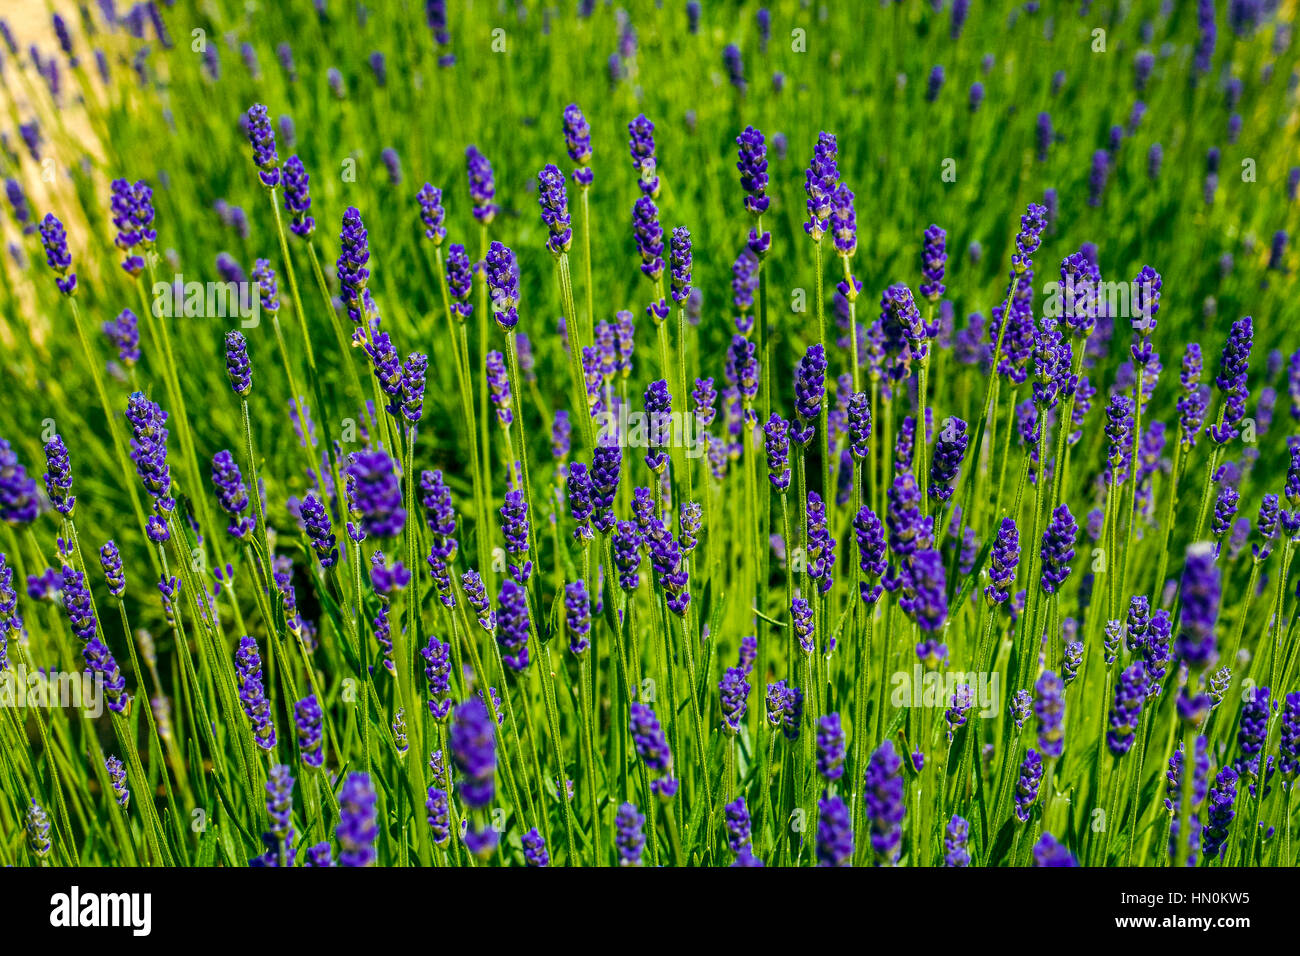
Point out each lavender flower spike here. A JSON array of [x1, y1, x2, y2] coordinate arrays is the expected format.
[[245, 103, 281, 188], [537, 164, 572, 255]]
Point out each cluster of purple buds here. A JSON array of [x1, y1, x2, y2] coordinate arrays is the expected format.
[[421, 635, 453, 720], [109, 178, 155, 275], [485, 241, 520, 330], [416, 183, 446, 245], [336, 207, 371, 325], [337, 773, 378, 866], [211, 450, 254, 540], [126, 392, 174, 532], [245, 104, 280, 187], [630, 702, 677, 798], [496, 578, 531, 672], [236, 636, 276, 751], [804, 132, 839, 240], [39, 213, 76, 295], [816, 794, 853, 867], [1034, 671, 1065, 758], [42, 435, 74, 518], [282, 156, 314, 237], [616, 802, 645, 865], [766, 680, 803, 741], [864, 741, 905, 863], [537, 164, 572, 255], [920, 224, 946, 301], [450, 697, 498, 854], [628, 114, 659, 196], [928, 416, 967, 503], [103, 309, 141, 366], [1208, 317, 1253, 444], [563, 104, 593, 185], [565, 579, 591, 654], [720, 665, 750, 734], [466, 145, 499, 224], [736, 125, 770, 217]]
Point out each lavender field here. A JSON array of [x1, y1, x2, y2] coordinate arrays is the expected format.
[[0, 0, 1298, 871]]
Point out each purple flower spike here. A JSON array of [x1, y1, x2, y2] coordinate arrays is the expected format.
[[1040, 505, 1077, 594], [1202, 766, 1237, 859], [794, 344, 828, 426], [103, 309, 141, 366], [928, 416, 967, 503], [336, 207, 371, 325], [1033, 832, 1077, 866], [563, 103, 593, 182], [109, 178, 154, 275], [632, 195, 665, 280], [816, 793, 854, 866], [421, 635, 453, 720], [591, 442, 622, 533], [282, 156, 314, 237], [1107, 662, 1149, 755], [854, 506, 888, 604], [451, 695, 497, 821], [485, 241, 520, 330], [60, 567, 96, 643], [416, 183, 446, 245], [1208, 317, 1253, 444], [806, 491, 836, 594], [864, 740, 905, 864], [1015, 749, 1044, 822], [985, 518, 1019, 606], [1175, 543, 1220, 672], [829, 183, 857, 257], [1013, 203, 1048, 273], [225, 330, 252, 395], [83, 636, 127, 713], [245, 104, 280, 188], [337, 773, 378, 866], [816, 712, 846, 779], [537, 164, 572, 255], [125, 392, 173, 517], [346, 448, 405, 539], [42, 435, 74, 517], [565, 580, 591, 654], [669, 227, 692, 303], [236, 636, 276, 751], [39, 213, 75, 294], [736, 126, 770, 216], [99, 541, 125, 597], [300, 492, 337, 568], [616, 803, 646, 865], [0, 440, 38, 526], [720, 666, 751, 734], [1034, 672, 1065, 758], [1279, 693, 1300, 778], [804, 132, 839, 240], [628, 114, 659, 196], [920, 224, 947, 301], [496, 578, 531, 672], [294, 694, 323, 767], [763, 414, 791, 492], [630, 702, 676, 799], [466, 145, 498, 224], [945, 815, 970, 866], [211, 450, 254, 541]]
